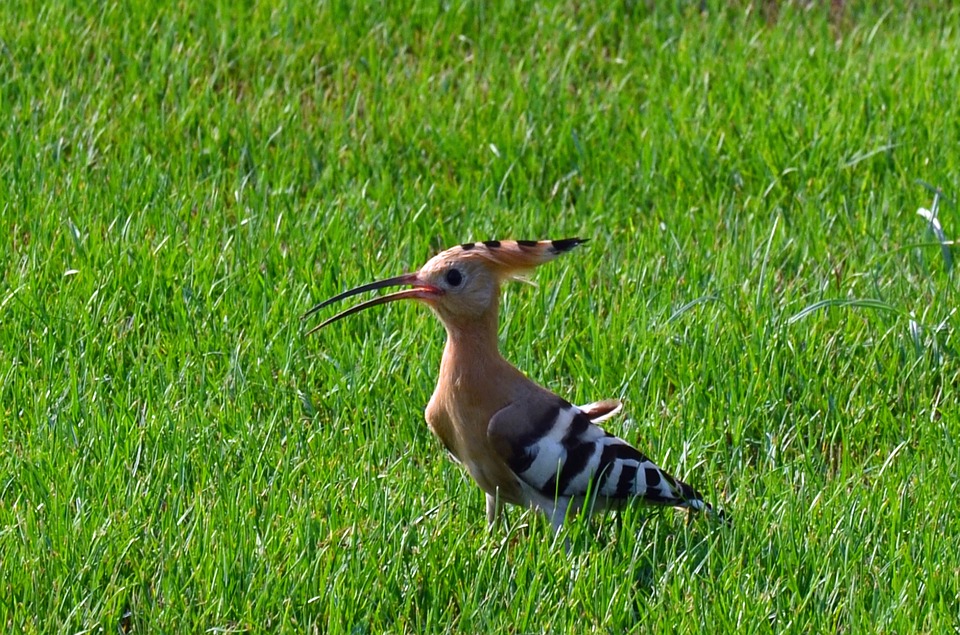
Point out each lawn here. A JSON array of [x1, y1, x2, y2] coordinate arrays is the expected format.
[[2, 1, 959, 632]]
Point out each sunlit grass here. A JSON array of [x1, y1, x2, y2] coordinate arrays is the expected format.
[[2, 1, 959, 632]]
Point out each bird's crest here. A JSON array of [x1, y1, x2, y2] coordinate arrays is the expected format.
[[443, 238, 588, 278]]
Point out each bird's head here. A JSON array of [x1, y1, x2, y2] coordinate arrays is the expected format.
[[303, 238, 587, 333]]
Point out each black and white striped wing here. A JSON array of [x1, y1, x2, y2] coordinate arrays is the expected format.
[[489, 399, 708, 510]]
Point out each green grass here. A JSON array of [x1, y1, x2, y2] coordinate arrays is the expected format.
[[2, 1, 959, 632]]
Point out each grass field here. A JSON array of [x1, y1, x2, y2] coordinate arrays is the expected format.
[[3, 1, 959, 632]]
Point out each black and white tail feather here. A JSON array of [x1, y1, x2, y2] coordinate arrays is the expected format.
[[490, 397, 717, 532]]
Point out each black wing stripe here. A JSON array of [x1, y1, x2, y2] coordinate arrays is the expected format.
[[514, 404, 561, 448], [645, 467, 662, 489], [595, 442, 650, 499], [555, 441, 599, 496], [562, 412, 590, 442], [595, 443, 624, 495], [508, 444, 538, 474], [615, 462, 639, 498]]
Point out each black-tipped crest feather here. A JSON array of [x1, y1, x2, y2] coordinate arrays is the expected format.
[[550, 237, 588, 253]]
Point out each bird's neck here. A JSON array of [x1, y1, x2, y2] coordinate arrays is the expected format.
[[441, 309, 501, 364], [437, 306, 512, 391]]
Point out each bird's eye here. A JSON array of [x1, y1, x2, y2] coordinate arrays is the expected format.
[[445, 268, 463, 287]]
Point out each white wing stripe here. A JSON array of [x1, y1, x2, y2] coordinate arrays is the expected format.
[[516, 404, 577, 490]]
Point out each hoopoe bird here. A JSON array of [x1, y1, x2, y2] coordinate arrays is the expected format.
[[304, 238, 718, 533]]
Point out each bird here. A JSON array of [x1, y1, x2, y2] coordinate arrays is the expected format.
[[303, 238, 719, 534]]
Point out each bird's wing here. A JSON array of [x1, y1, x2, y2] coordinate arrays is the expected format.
[[488, 398, 709, 510]]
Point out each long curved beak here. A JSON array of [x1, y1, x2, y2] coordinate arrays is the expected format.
[[302, 273, 442, 335]]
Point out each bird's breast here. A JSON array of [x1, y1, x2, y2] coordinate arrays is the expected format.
[[424, 391, 525, 505]]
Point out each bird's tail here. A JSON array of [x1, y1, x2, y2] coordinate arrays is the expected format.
[[644, 466, 729, 524]]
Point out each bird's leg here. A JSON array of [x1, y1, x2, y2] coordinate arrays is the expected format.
[[548, 498, 570, 534], [548, 498, 573, 553], [486, 492, 503, 529]]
